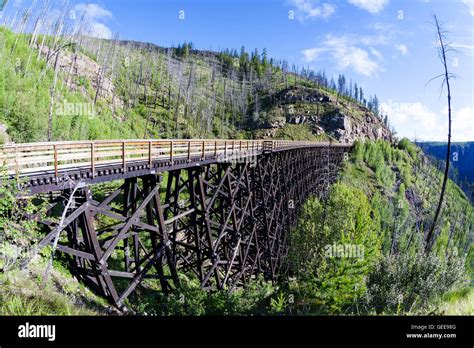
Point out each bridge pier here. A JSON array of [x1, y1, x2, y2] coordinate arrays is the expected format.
[[34, 145, 350, 306]]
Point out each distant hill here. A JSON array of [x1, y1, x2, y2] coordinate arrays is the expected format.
[[0, 26, 392, 144], [417, 142, 474, 203]]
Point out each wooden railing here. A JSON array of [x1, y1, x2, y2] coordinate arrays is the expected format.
[[0, 139, 350, 178]]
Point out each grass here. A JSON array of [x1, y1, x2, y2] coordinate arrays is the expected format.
[[0, 258, 108, 315], [437, 288, 474, 315]]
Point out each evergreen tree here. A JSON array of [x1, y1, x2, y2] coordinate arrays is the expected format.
[[261, 48, 269, 69], [337, 74, 346, 104], [239, 46, 249, 76], [373, 95, 380, 116], [251, 48, 262, 77]]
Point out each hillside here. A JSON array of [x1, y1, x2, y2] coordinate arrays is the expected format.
[[417, 142, 474, 203], [0, 26, 391, 144]]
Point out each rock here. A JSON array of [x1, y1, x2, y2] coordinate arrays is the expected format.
[[279, 86, 393, 143], [268, 116, 286, 128], [0, 123, 10, 144], [37, 45, 125, 112]]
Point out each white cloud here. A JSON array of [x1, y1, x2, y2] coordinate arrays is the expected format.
[[89, 22, 112, 40], [348, 0, 389, 14], [301, 34, 382, 76], [447, 106, 474, 141], [302, 47, 324, 61], [395, 44, 408, 55], [381, 101, 474, 141], [74, 3, 113, 39], [370, 47, 383, 59], [289, 0, 336, 20], [462, 0, 474, 16]]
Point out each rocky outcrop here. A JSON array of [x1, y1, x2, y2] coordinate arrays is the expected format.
[[0, 123, 10, 144], [265, 86, 394, 143], [281, 88, 330, 103], [317, 111, 392, 143], [38, 46, 124, 111]]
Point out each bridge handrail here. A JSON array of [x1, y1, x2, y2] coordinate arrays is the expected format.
[[0, 139, 352, 178]]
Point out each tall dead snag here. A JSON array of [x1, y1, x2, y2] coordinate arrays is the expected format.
[[426, 15, 454, 251]]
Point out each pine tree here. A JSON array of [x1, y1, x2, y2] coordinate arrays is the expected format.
[[239, 46, 249, 77], [337, 74, 346, 104], [261, 48, 269, 69], [251, 48, 262, 77], [373, 95, 379, 116]]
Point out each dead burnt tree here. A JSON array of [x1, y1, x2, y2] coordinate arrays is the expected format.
[[426, 15, 456, 252]]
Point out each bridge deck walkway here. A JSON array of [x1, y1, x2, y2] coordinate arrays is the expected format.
[[0, 139, 352, 193]]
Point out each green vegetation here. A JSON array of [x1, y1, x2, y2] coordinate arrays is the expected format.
[[0, 28, 146, 142], [437, 288, 474, 315], [287, 183, 381, 313], [0, 258, 107, 315], [126, 275, 274, 316], [0, 25, 389, 144], [282, 139, 473, 315]]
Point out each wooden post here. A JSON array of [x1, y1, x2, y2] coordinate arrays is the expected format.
[[201, 141, 205, 160], [91, 143, 95, 177], [188, 141, 191, 162], [122, 142, 126, 173], [148, 141, 152, 168], [170, 141, 173, 164], [53, 144, 58, 178], [224, 141, 227, 158], [14, 146, 19, 177]]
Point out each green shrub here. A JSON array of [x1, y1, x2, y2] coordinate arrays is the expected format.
[[364, 251, 467, 314], [127, 275, 274, 316], [398, 137, 418, 159], [0, 170, 44, 271], [288, 183, 382, 313]]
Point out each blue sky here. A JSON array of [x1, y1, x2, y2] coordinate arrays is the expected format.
[[2, 0, 473, 141]]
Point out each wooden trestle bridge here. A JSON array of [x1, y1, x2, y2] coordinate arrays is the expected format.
[[0, 139, 352, 306]]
